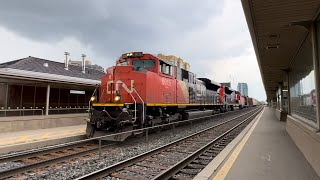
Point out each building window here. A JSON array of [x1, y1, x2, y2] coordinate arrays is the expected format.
[[0, 83, 7, 117], [48, 87, 93, 115], [0, 82, 94, 117], [35, 86, 46, 115], [7, 85, 22, 116], [289, 33, 317, 126]]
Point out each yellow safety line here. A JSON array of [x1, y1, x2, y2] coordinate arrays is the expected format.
[[212, 108, 265, 180]]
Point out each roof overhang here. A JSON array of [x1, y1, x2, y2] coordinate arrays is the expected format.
[[241, 0, 320, 101], [225, 86, 234, 95], [0, 68, 100, 86], [198, 78, 221, 86]]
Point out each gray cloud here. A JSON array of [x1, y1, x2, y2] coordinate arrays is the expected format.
[[0, 0, 225, 60], [0, 0, 266, 100]]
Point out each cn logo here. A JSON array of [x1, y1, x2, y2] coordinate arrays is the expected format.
[[107, 80, 134, 94]]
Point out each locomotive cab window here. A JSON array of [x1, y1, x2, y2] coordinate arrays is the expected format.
[[159, 60, 173, 76], [133, 59, 155, 69], [117, 60, 129, 66], [181, 69, 189, 80]]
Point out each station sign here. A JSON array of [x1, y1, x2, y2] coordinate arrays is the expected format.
[[70, 90, 85, 94]]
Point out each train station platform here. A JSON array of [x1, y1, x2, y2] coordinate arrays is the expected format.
[[194, 107, 320, 180], [0, 124, 86, 155]]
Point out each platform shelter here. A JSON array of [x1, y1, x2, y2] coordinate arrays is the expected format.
[[0, 56, 104, 132], [242, 0, 320, 175]]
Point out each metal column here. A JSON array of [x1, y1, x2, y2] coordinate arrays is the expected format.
[[5, 83, 8, 117], [278, 83, 283, 111], [45, 84, 50, 116], [286, 71, 291, 115], [311, 23, 320, 131]]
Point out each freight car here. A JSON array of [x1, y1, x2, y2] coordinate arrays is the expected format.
[[86, 52, 227, 141], [248, 97, 258, 107], [238, 95, 248, 109], [224, 87, 242, 110]]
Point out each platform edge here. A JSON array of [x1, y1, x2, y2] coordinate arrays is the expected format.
[[193, 107, 265, 180]]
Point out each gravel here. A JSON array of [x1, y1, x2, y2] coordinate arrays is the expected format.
[[0, 161, 25, 172], [12, 108, 255, 179]]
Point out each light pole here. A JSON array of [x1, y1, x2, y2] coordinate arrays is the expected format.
[[64, 52, 70, 70], [82, 54, 86, 73]]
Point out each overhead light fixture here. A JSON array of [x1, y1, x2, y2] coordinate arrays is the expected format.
[[265, 44, 280, 49], [268, 34, 280, 38]]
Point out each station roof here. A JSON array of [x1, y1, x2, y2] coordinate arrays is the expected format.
[[0, 56, 105, 86], [241, 0, 320, 101]]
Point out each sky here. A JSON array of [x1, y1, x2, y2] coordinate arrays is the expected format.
[[0, 0, 266, 101]]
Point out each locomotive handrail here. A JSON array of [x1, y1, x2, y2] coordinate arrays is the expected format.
[[133, 88, 145, 124], [128, 92, 137, 123]]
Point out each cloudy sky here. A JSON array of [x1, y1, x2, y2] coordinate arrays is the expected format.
[[0, 0, 266, 101]]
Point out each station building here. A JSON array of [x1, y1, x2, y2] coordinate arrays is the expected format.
[[0, 56, 104, 132], [242, 0, 320, 175]]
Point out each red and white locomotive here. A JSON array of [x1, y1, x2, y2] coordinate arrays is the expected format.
[[87, 52, 251, 140]]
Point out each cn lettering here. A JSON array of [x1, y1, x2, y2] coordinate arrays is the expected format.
[[107, 80, 134, 94]]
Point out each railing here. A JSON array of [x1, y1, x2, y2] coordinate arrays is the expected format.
[[0, 106, 89, 117], [49, 107, 88, 111], [48, 107, 89, 115], [0, 109, 44, 116]]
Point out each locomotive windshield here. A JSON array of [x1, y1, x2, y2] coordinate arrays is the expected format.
[[117, 60, 129, 66], [133, 59, 155, 68]]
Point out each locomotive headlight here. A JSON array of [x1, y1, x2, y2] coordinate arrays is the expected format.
[[114, 95, 121, 102], [90, 96, 96, 102]]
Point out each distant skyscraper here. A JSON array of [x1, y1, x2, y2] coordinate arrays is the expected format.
[[237, 83, 248, 96]]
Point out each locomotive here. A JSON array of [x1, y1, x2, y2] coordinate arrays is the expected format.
[[87, 52, 245, 141]]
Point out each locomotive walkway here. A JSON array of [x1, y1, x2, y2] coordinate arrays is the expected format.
[[195, 107, 319, 180]]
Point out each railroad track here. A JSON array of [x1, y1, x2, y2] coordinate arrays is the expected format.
[[76, 107, 262, 180], [0, 141, 110, 179], [0, 107, 258, 179]]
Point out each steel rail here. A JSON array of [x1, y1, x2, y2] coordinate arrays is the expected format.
[[0, 107, 258, 179], [75, 107, 262, 180], [0, 143, 114, 180], [153, 107, 262, 180], [0, 108, 244, 161]]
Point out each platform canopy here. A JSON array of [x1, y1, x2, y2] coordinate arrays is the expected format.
[[241, 0, 320, 101]]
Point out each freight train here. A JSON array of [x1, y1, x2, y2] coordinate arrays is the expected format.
[[86, 52, 256, 141]]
